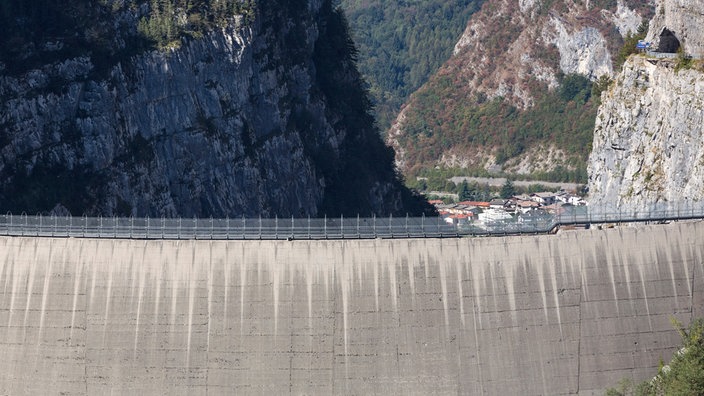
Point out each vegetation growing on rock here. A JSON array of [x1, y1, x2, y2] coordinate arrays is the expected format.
[[0, 0, 255, 74]]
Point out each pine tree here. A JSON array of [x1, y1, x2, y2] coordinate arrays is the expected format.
[[501, 179, 516, 199], [458, 181, 471, 202]]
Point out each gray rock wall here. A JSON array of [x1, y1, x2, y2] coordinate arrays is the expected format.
[[588, 56, 704, 208], [0, 1, 416, 218], [647, 0, 704, 57], [588, 0, 704, 209], [0, 221, 702, 394]]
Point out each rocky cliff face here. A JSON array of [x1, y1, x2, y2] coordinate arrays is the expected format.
[[388, 0, 654, 178], [588, 1, 704, 208], [0, 0, 425, 217], [646, 0, 704, 57], [447, 0, 639, 108]]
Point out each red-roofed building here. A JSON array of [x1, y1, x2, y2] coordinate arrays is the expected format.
[[444, 213, 474, 225], [457, 201, 490, 208]]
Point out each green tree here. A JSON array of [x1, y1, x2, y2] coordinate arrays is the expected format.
[[458, 181, 471, 201], [591, 75, 613, 104], [500, 179, 516, 199], [615, 19, 649, 70], [444, 180, 458, 193]]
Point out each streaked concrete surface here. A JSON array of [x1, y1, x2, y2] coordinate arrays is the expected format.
[[0, 221, 701, 394]]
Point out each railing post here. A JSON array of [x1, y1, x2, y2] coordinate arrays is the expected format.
[[675, 202, 679, 220], [98, 216, 102, 238], [275, 215, 278, 240], [437, 214, 440, 238], [162, 217, 165, 239], [146, 216, 149, 239], [324, 214, 327, 239], [242, 216, 246, 240], [210, 217, 214, 240], [38, 214, 42, 237], [130, 216, 134, 239], [178, 217, 182, 239], [389, 214, 393, 238], [588, 207, 591, 225], [357, 214, 360, 239], [226, 216, 230, 240], [373, 214, 376, 238], [308, 216, 311, 240], [341, 214, 344, 239], [259, 215, 262, 240], [114, 216, 117, 238], [406, 213, 409, 238], [422, 213, 425, 238], [83, 215, 87, 238], [291, 215, 294, 240]]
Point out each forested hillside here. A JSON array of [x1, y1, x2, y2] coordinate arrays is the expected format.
[[340, 0, 483, 130], [400, 73, 607, 182]]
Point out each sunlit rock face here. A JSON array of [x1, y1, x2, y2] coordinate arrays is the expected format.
[[588, 57, 704, 209], [0, 1, 420, 218], [0, 221, 702, 394], [588, 0, 704, 209], [646, 0, 704, 57]]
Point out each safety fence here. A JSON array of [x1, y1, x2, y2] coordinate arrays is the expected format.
[[0, 203, 703, 240]]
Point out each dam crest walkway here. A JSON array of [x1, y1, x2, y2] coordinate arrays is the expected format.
[[1, 203, 704, 240]]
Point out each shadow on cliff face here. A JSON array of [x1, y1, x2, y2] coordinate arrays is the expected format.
[[255, 0, 434, 217], [307, 1, 434, 217], [0, 163, 105, 216]]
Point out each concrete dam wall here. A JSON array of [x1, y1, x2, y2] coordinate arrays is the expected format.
[[0, 222, 702, 395]]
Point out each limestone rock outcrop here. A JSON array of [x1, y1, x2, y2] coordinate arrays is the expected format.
[[588, 0, 704, 209], [647, 0, 704, 56], [588, 57, 704, 208], [0, 1, 424, 217]]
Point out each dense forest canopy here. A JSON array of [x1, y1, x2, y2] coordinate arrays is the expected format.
[[339, 0, 483, 130]]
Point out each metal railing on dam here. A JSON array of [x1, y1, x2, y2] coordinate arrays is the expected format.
[[2, 202, 704, 240]]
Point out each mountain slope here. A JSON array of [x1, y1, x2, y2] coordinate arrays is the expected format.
[[339, 0, 483, 130], [0, 0, 429, 217], [389, 0, 654, 182]]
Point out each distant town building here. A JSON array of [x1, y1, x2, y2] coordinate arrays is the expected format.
[[531, 192, 556, 206]]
